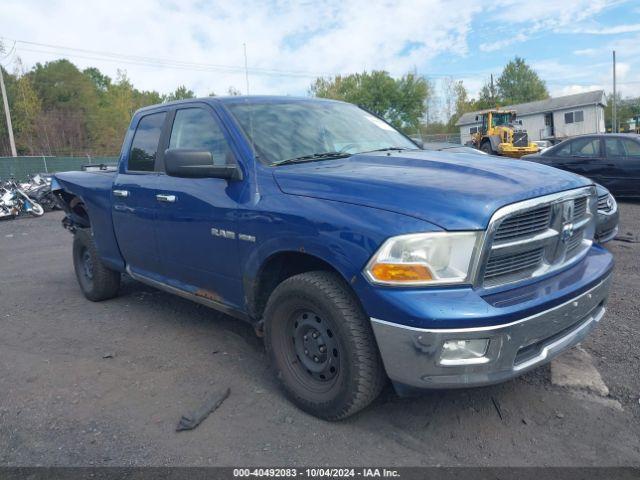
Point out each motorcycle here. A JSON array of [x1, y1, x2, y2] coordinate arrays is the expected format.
[[0, 179, 45, 219], [20, 173, 58, 211]]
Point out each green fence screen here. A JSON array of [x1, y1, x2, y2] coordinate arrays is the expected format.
[[0, 156, 119, 181]]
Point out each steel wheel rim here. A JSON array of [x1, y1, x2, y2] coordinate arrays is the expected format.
[[288, 309, 341, 387]]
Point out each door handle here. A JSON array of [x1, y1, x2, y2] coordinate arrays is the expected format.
[[156, 194, 177, 203], [113, 189, 129, 198]]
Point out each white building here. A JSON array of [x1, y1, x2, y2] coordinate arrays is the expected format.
[[456, 90, 607, 145]]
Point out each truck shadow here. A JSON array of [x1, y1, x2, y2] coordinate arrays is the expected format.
[[117, 274, 265, 355], [117, 274, 555, 426]]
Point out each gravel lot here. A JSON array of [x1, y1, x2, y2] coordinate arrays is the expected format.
[[0, 205, 639, 466]]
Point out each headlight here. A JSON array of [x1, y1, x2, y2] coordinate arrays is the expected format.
[[364, 231, 481, 286]]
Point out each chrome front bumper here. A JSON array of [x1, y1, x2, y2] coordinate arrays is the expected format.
[[371, 275, 611, 389]]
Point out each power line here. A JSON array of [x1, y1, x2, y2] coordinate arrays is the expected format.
[[5, 36, 640, 91], [3, 37, 329, 78]]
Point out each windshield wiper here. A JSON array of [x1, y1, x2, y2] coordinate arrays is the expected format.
[[272, 151, 351, 166], [362, 146, 418, 154]]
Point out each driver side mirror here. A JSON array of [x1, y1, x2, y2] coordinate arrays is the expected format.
[[164, 149, 243, 180]]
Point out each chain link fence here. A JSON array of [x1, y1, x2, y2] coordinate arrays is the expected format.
[[419, 134, 462, 144], [0, 156, 119, 181]]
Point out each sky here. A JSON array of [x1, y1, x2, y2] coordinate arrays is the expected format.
[[1, 0, 639, 114]]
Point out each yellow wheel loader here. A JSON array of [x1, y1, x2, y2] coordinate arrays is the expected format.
[[471, 109, 539, 158]]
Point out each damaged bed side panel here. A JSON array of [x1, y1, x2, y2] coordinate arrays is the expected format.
[[52, 171, 126, 272]]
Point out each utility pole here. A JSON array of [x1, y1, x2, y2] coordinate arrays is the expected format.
[[612, 50, 617, 133], [0, 64, 17, 157], [490, 74, 495, 106], [243, 43, 250, 96]]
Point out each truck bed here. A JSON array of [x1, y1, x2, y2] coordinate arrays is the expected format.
[[53, 170, 124, 272]]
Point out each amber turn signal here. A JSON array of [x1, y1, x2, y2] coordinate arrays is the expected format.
[[370, 263, 433, 282]]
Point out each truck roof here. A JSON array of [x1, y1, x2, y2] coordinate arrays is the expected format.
[[135, 95, 345, 115]]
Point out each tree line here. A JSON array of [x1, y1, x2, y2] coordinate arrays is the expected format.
[[0, 48, 242, 157], [311, 57, 551, 136], [0, 51, 637, 157]]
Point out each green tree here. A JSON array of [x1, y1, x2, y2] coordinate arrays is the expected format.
[[604, 93, 640, 132], [164, 85, 195, 102], [0, 54, 204, 156], [11, 62, 43, 155], [310, 70, 430, 131], [496, 57, 549, 105], [27, 59, 100, 155], [83, 67, 111, 92], [441, 79, 472, 128], [473, 79, 499, 110], [90, 71, 135, 154], [392, 73, 430, 130]]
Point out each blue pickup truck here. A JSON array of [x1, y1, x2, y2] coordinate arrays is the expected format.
[[53, 96, 613, 420]]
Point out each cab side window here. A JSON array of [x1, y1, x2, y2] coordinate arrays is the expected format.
[[169, 108, 234, 166], [128, 112, 166, 172]]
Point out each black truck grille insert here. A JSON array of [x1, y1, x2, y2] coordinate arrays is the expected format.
[[573, 196, 587, 219], [493, 205, 551, 242], [484, 248, 544, 285], [512, 132, 529, 147]]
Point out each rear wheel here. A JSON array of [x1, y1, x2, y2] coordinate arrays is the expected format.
[[73, 228, 121, 301], [264, 271, 386, 420]]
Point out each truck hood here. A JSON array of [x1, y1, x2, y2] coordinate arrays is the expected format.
[[273, 151, 591, 230]]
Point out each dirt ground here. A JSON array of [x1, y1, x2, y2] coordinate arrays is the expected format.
[[0, 206, 639, 466]]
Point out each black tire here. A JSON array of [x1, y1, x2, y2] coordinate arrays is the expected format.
[[73, 228, 121, 301], [264, 271, 386, 420], [480, 141, 494, 155]]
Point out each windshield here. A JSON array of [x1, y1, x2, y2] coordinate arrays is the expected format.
[[225, 100, 417, 165], [492, 113, 513, 127]]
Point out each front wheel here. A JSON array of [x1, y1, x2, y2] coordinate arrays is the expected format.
[[480, 141, 494, 155], [264, 271, 386, 420], [73, 229, 121, 301], [27, 201, 44, 217]]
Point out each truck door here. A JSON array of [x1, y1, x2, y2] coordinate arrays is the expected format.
[[112, 111, 167, 277], [154, 105, 245, 310]]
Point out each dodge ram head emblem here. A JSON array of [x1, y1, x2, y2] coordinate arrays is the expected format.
[[561, 222, 575, 243]]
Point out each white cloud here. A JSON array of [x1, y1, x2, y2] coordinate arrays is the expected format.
[[0, 0, 630, 99], [479, 33, 528, 53], [616, 61, 631, 79], [573, 48, 600, 56], [570, 23, 640, 34], [491, 0, 615, 28], [0, 0, 487, 96], [557, 84, 605, 96]]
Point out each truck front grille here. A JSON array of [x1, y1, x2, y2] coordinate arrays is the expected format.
[[513, 132, 529, 147], [573, 196, 587, 219], [493, 205, 551, 242], [479, 188, 596, 288], [484, 247, 544, 287]]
